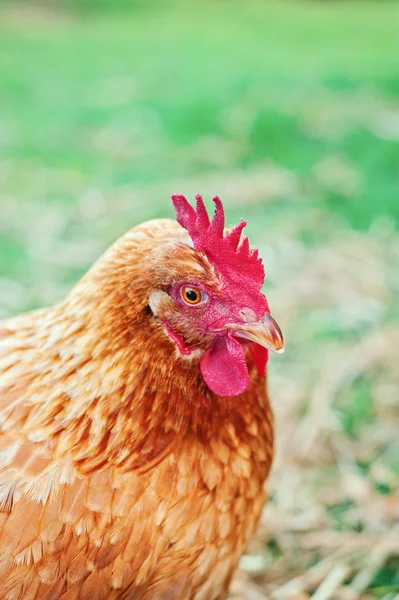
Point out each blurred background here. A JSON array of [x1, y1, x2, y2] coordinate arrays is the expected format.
[[0, 1, 398, 598]]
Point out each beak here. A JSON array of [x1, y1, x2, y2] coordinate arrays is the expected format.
[[225, 313, 284, 354]]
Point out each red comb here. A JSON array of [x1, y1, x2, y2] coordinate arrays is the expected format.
[[171, 194, 265, 291]]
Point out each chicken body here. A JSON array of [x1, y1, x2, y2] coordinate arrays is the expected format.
[[0, 213, 277, 600]]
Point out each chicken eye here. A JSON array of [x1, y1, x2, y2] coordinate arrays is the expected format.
[[181, 286, 205, 306]]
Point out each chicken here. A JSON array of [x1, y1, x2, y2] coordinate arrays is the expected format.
[[0, 194, 283, 600]]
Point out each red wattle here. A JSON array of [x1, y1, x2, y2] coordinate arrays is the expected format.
[[200, 333, 249, 397], [249, 344, 269, 377]]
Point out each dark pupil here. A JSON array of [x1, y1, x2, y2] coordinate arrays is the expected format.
[[186, 289, 198, 302]]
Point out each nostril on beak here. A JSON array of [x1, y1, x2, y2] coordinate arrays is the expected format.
[[239, 308, 257, 323]]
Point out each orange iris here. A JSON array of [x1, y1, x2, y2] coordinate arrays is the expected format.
[[181, 286, 202, 305]]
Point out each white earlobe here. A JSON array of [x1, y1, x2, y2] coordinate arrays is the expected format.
[[148, 290, 168, 316]]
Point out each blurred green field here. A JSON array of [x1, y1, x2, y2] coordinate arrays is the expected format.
[[0, 1, 398, 598]]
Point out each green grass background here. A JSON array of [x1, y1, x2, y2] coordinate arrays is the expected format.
[[0, 2, 398, 286], [0, 1, 398, 597]]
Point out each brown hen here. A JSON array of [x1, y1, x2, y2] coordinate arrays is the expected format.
[[0, 194, 283, 600]]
